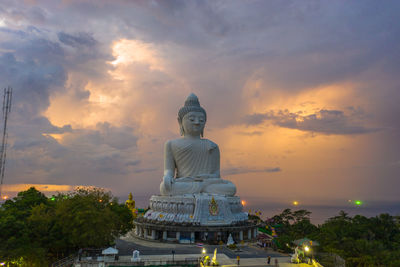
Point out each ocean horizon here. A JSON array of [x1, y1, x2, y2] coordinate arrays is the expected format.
[[128, 194, 400, 225], [2, 188, 398, 225]]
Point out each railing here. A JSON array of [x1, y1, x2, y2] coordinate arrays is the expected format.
[[78, 258, 199, 267], [52, 254, 200, 267], [51, 254, 76, 267]]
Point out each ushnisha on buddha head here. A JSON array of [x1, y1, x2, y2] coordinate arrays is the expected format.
[[177, 93, 207, 138]]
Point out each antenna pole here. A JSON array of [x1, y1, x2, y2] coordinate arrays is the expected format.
[[0, 87, 12, 199]]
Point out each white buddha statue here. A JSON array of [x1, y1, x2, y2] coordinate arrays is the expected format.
[[160, 93, 236, 196]]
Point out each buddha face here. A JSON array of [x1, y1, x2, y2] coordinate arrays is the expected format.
[[181, 111, 206, 137]]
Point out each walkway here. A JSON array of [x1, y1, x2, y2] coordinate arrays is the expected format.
[[114, 234, 313, 266]]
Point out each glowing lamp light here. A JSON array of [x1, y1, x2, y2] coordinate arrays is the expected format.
[[354, 200, 363, 206], [202, 248, 206, 254], [50, 197, 56, 201], [241, 200, 246, 206], [293, 201, 299, 206], [2, 195, 8, 200], [304, 246, 310, 252]]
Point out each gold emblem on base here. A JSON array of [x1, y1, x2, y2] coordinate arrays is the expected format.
[[209, 197, 219, 216]]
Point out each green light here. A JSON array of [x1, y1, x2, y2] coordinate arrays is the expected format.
[[354, 200, 363, 206], [50, 197, 56, 201]]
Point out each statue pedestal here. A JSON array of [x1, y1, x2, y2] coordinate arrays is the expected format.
[[133, 193, 258, 243], [144, 194, 247, 226]]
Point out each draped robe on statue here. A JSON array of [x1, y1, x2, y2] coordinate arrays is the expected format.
[[160, 138, 236, 196]]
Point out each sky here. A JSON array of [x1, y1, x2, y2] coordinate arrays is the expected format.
[[0, 0, 399, 211]]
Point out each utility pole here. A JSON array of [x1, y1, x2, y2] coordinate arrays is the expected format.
[[0, 87, 12, 199]]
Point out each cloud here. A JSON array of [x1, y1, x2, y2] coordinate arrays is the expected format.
[[57, 32, 97, 47], [223, 167, 281, 176], [63, 122, 137, 151], [236, 131, 263, 136], [0, 0, 400, 202], [7, 121, 141, 185], [125, 160, 141, 166], [133, 167, 158, 174], [242, 108, 378, 135]]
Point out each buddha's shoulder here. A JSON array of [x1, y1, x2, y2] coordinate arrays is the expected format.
[[164, 138, 184, 149], [202, 138, 218, 148], [165, 138, 184, 146], [165, 138, 219, 149]]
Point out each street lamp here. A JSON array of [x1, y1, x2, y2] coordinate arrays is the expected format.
[[304, 245, 312, 264], [202, 248, 206, 254]]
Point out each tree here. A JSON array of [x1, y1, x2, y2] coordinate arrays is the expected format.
[[316, 212, 400, 266], [0, 187, 50, 266], [268, 208, 318, 253], [0, 187, 134, 266], [51, 187, 133, 250]]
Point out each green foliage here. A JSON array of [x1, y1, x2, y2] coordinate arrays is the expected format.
[[0, 187, 50, 266], [268, 209, 400, 266], [316, 211, 400, 266], [268, 208, 317, 252], [0, 186, 133, 266]]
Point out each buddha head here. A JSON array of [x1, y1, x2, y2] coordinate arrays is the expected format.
[[178, 93, 207, 137]]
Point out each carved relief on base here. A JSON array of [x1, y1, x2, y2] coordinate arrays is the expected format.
[[144, 193, 248, 226]]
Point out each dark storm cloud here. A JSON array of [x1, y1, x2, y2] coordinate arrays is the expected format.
[[63, 122, 137, 151], [0, 20, 140, 185], [8, 122, 140, 184], [223, 167, 281, 176], [10, 116, 71, 152], [87, 0, 400, 129], [4, 1, 399, 103], [12, 134, 60, 151], [0, 44, 65, 114], [32, 117, 72, 134], [92, 154, 130, 175], [0, 0, 400, 199], [241, 114, 267, 126], [0, 27, 29, 38], [58, 32, 97, 47], [0, 28, 90, 135], [243, 108, 378, 135]]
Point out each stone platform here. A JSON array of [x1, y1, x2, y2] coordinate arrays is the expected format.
[[133, 193, 257, 243], [144, 194, 248, 225]]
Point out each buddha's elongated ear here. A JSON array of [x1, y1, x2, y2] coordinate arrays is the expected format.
[[178, 117, 184, 136], [201, 129, 204, 138]]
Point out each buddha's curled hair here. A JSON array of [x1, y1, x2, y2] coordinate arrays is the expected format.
[[178, 93, 207, 137], [177, 93, 207, 123]]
